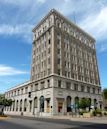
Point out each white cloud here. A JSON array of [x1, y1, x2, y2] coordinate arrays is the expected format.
[[0, 24, 33, 35], [0, 65, 28, 76], [0, 0, 107, 47], [0, 24, 33, 43], [0, 0, 46, 6], [37, 0, 47, 3], [79, 6, 107, 41]]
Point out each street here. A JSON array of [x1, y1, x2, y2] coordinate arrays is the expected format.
[[0, 116, 107, 129]]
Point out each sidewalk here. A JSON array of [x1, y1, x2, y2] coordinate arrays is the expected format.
[[6, 115, 107, 124], [49, 115, 107, 124]]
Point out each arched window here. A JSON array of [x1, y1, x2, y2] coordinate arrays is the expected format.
[[40, 96, 44, 112], [20, 100, 22, 111], [66, 96, 72, 112], [24, 99, 27, 112], [75, 97, 79, 109]]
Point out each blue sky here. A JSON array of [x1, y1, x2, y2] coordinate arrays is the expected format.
[[0, 0, 107, 93]]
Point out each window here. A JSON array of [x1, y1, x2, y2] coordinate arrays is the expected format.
[[68, 72, 70, 78], [14, 91, 16, 96], [35, 83, 38, 91], [66, 82, 71, 89], [47, 80, 50, 87], [57, 39, 60, 45], [21, 88, 23, 94], [57, 49, 60, 54], [48, 68, 51, 75], [48, 39, 51, 44], [48, 48, 50, 54], [31, 85, 33, 92], [65, 71, 67, 77], [58, 80, 61, 88], [81, 85, 84, 92], [48, 58, 50, 64], [57, 58, 60, 64], [98, 88, 101, 94], [93, 88, 95, 94], [28, 92, 31, 98], [25, 87, 28, 94], [74, 84, 78, 91], [87, 86, 90, 93], [44, 70, 46, 76], [18, 89, 20, 95], [57, 69, 60, 75], [41, 81, 44, 89]]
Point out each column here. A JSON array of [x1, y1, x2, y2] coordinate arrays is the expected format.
[[44, 99, 47, 113], [64, 98, 67, 114]]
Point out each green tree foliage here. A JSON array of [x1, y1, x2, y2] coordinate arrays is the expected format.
[[79, 98, 91, 110], [103, 88, 107, 99], [0, 94, 12, 106], [0, 94, 12, 115]]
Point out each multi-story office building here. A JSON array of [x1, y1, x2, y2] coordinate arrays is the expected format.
[[4, 9, 102, 116]]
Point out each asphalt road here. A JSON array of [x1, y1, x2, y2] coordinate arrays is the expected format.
[[0, 117, 107, 129]]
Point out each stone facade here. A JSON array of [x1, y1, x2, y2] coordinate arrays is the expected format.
[[4, 9, 102, 117]]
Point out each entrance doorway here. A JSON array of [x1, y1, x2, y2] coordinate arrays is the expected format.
[[57, 98, 64, 113]]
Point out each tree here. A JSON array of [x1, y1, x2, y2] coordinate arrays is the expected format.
[[79, 98, 91, 110], [103, 89, 107, 99], [0, 94, 12, 115]]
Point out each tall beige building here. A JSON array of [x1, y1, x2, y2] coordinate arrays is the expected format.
[[5, 9, 102, 116]]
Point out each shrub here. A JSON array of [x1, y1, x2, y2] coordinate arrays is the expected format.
[[104, 112, 107, 116], [79, 110, 88, 115], [92, 110, 97, 116], [92, 109, 102, 116]]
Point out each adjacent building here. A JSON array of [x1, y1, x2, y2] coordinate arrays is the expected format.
[[4, 9, 102, 116]]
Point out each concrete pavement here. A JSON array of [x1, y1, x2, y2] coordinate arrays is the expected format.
[[0, 115, 107, 129]]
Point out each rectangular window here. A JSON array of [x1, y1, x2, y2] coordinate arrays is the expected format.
[[87, 86, 90, 93], [47, 80, 50, 87], [35, 83, 38, 91], [74, 84, 78, 91], [66, 82, 71, 89], [93, 88, 95, 94], [48, 48, 50, 54], [48, 68, 51, 75], [58, 80, 61, 88], [57, 58, 60, 64], [25, 87, 28, 93], [31, 85, 33, 92], [21, 89, 23, 94], [81, 85, 84, 92], [57, 49, 60, 54], [41, 81, 44, 89], [48, 58, 50, 64], [28, 92, 31, 98], [18, 89, 20, 95], [58, 69, 60, 75], [48, 39, 51, 44]]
